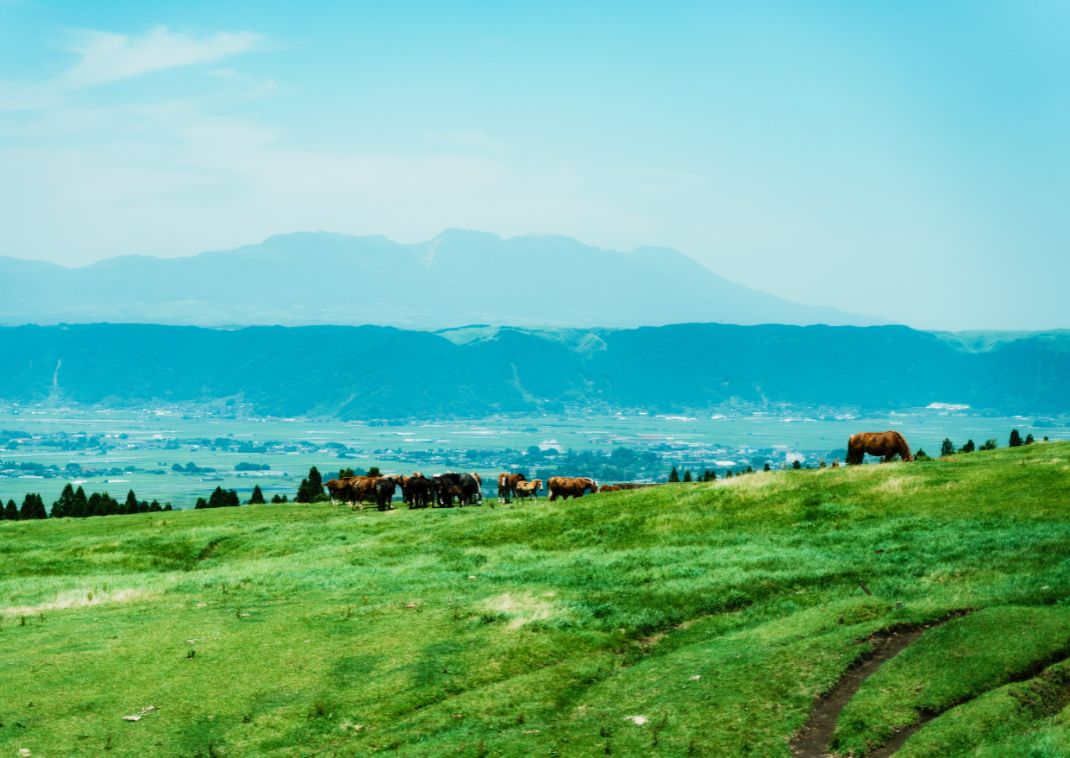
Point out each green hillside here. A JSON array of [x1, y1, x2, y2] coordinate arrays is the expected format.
[[2, 444, 1070, 756]]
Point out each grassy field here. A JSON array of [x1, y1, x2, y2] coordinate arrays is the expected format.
[[2, 443, 1069, 756]]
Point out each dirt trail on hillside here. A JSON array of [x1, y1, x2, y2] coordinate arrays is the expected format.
[[791, 614, 969, 758]]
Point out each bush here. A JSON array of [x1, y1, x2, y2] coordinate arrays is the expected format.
[[940, 438, 955, 457]]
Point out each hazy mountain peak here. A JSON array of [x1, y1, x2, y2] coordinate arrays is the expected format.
[[0, 230, 882, 329]]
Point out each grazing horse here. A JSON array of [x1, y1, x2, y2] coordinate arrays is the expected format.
[[846, 431, 913, 465], [548, 477, 598, 501], [497, 472, 527, 503], [598, 484, 623, 493], [514, 479, 543, 501]]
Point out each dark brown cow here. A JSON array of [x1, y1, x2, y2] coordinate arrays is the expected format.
[[548, 476, 598, 501], [401, 472, 432, 508], [846, 431, 913, 465], [432, 473, 464, 507], [461, 473, 482, 505], [497, 472, 527, 503], [374, 475, 402, 511], [598, 484, 623, 493]]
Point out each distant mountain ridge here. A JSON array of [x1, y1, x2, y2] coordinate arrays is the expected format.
[[0, 323, 1066, 419], [0, 230, 878, 328]]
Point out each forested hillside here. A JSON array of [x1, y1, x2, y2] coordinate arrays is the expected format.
[[0, 323, 1066, 418]]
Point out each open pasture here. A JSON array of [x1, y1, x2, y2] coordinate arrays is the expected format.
[[2, 442, 1069, 756]]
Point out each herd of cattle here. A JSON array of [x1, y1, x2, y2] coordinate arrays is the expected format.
[[324, 472, 607, 511], [323, 432, 915, 512]]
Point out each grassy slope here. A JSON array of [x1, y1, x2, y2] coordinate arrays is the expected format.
[[1, 444, 1069, 757]]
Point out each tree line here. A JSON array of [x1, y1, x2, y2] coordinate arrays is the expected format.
[[0, 484, 173, 521], [916, 428, 1045, 460]]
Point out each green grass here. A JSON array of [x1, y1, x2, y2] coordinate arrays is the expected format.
[[2, 443, 1070, 756]]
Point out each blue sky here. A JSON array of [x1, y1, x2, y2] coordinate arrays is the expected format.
[[1, 1, 1067, 330]]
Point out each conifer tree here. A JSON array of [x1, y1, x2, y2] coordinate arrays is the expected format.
[[124, 490, 139, 515], [960, 439, 975, 453], [4, 498, 18, 520], [981, 439, 998, 451], [296, 466, 327, 502], [52, 483, 76, 518], [682, 470, 692, 482], [249, 485, 265, 505], [21, 493, 47, 519], [940, 438, 955, 457], [101, 492, 119, 516], [1009, 429, 1023, 447], [763, 462, 771, 472], [71, 486, 88, 518], [271, 494, 284, 504], [668, 466, 680, 483], [1025, 433, 1035, 445]]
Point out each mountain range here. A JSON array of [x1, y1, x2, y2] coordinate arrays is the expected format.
[[0, 323, 1066, 419], [0, 230, 876, 329]]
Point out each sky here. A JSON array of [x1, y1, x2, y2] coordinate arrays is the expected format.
[[0, 1, 1067, 331]]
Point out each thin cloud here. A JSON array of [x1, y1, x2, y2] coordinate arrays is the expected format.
[[0, 25, 262, 111], [62, 26, 262, 88]]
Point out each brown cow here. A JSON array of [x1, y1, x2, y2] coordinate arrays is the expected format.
[[497, 472, 527, 503], [598, 484, 623, 493], [514, 479, 543, 501], [548, 476, 598, 501], [348, 476, 380, 505], [325, 478, 353, 504], [846, 431, 913, 465]]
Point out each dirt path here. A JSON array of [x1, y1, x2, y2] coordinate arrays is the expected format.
[[790, 614, 968, 758]]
